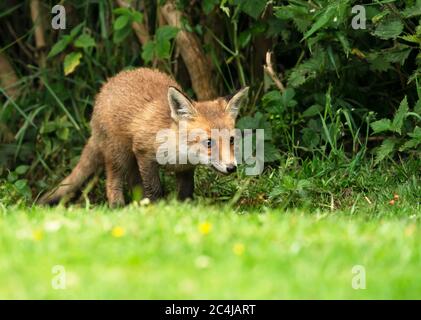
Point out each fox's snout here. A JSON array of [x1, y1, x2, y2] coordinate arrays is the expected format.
[[226, 164, 237, 173]]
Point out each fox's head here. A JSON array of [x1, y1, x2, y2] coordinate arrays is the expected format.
[[167, 86, 249, 174]]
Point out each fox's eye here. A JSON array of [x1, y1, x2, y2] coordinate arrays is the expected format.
[[230, 136, 235, 145], [203, 138, 214, 148]]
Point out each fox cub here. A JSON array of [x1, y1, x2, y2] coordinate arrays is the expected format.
[[40, 68, 249, 207]]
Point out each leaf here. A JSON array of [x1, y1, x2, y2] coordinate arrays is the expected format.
[[369, 55, 392, 72], [371, 119, 391, 133], [57, 127, 69, 141], [375, 138, 396, 165], [391, 96, 409, 134], [402, 1, 421, 18], [15, 165, 29, 175], [301, 127, 320, 148], [280, 88, 297, 108], [63, 52, 82, 76], [236, 115, 259, 130], [74, 34, 95, 48], [114, 14, 130, 31], [303, 5, 336, 39], [113, 7, 131, 15], [130, 11, 143, 23], [70, 23, 84, 38], [302, 104, 323, 118], [156, 26, 179, 42], [415, 100, 421, 115], [239, 0, 267, 20], [202, 0, 219, 14], [374, 17, 403, 39], [238, 31, 251, 48], [400, 127, 421, 151], [384, 46, 411, 65], [113, 24, 132, 44], [47, 36, 71, 58], [14, 179, 28, 191], [141, 42, 155, 63], [155, 39, 171, 59], [264, 142, 281, 162], [7, 171, 17, 182]]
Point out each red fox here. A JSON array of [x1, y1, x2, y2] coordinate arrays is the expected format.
[[39, 68, 249, 207]]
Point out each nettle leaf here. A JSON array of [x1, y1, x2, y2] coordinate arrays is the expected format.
[[63, 52, 82, 75], [400, 34, 421, 44], [262, 90, 282, 111], [384, 45, 411, 65], [303, 5, 336, 39], [280, 88, 297, 108], [400, 126, 421, 151], [287, 50, 326, 87], [264, 142, 281, 162], [369, 55, 392, 72], [237, 115, 260, 130], [371, 119, 392, 133], [74, 34, 95, 48], [402, 1, 421, 18], [375, 138, 396, 165], [239, 0, 267, 20], [415, 100, 421, 115], [391, 96, 409, 134], [374, 17, 404, 39]]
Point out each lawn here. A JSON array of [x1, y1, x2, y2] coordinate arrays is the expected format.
[[1, 201, 420, 299]]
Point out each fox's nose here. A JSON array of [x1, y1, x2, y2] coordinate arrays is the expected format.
[[226, 164, 237, 173]]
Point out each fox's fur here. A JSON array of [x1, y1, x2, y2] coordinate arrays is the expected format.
[[39, 68, 248, 207]]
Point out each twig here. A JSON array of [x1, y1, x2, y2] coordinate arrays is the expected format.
[[161, 1, 217, 100], [30, 0, 46, 68], [263, 51, 285, 93], [0, 52, 20, 99]]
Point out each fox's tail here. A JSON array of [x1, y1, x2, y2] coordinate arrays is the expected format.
[[38, 137, 103, 205]]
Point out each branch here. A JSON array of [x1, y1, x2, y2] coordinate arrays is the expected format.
[[0, 52, 20, 99], [263, 51, 285, 93], [161, 2, 217, 100], [116, 0, 150, 45]]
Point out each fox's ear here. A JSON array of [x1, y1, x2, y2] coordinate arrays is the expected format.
[[225, 87, 249, 119], [168, 87, 196, 121]]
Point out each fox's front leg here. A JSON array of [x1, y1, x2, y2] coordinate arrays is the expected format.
[[135, 153, 163, 201], [176, 169, 195, 200]]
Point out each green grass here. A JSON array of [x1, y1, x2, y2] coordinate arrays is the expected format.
[[1, 201, 420, 299]]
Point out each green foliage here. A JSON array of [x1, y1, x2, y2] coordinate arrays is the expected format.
[[141, 26, 179, 63], [1, 0, 421, 205], [371, 96, 421, 164]]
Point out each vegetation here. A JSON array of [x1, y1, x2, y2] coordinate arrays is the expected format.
[[1, 202, 420, 299], [0, 0, 420, 299]]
